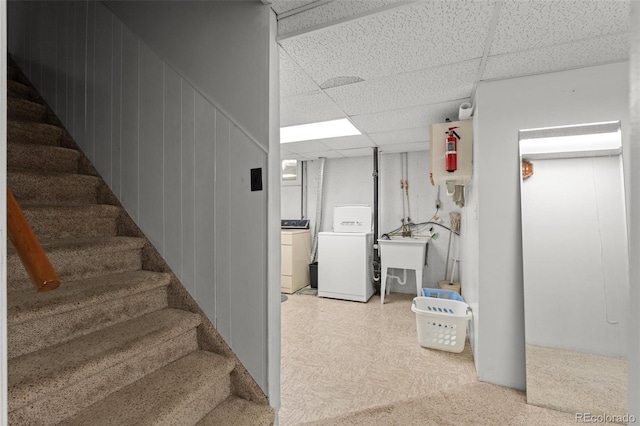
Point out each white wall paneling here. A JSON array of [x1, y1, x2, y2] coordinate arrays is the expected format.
[[471, 62, 630, 390], [7, 0, 273, 394], [163, 65, 182, 276], [194, 93, 216, 320], [120, 25, 139, 221], [138, 42, 164, 254]]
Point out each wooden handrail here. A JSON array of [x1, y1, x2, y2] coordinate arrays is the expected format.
[[7, 188, 60, 292]]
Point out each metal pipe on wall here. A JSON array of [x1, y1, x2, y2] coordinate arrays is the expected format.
[[373, 147, 381, 286], [310, 157, 326, 263]]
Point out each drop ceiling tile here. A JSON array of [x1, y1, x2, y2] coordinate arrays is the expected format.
[[281, 90, 346, 127], [350, 99, 468, 134], [271, 0, 320, 15], [280, 152, 309, 161], [320, 134, 375, 150], [337, 147, 376, 158], [302, 150, 346, 160], [279, 1, 493, 85], [281, 140, 331, 153], [326, 59, 480, 116], [277, 0, 407, 37], [483, 33, 630, 81], [490, 0, 630, 55], [370, 126, 430, 146], [379, 142, 428, 154], [279, 47, 319, 97]]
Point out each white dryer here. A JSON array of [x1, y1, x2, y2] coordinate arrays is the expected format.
[[318, 205, 374, 302]]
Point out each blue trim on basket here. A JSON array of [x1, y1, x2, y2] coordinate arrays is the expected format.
[[421, 288, 464, 302]]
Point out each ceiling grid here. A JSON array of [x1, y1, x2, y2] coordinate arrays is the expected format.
[[273, 0, 631, 160]]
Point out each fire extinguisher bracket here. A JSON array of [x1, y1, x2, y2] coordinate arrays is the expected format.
[[429, 119, 473, 186]]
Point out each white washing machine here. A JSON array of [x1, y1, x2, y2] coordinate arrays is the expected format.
[[318, 205, 374, 302]]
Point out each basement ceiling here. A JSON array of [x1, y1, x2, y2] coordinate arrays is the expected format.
[[272, 0, 630, 160]]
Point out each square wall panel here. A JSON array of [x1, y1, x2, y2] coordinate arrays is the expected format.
[[490, 0, 630, 55], [279, 1, 494, 85], [484, 33, 629, 81], [281, 90, 347, 127], [279, 47, 319, 97], [369, 126, 430, 146], [350, 99, 467, 134], [325, 59, 480, 116]]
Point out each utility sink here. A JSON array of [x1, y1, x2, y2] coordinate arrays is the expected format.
[[378, 237, 429, 303], [378, 237, 429, 269]]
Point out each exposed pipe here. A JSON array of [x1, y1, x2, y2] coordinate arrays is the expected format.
[[310, 158, 326, 262], [404, 153, 411, 222], [373, 147, 381, 284], [387, 269, 408, 286]]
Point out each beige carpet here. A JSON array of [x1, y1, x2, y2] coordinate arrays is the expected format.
[[281, 291, 616, 425]]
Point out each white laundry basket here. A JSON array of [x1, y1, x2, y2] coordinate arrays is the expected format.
[[411, 289, 471, 353]]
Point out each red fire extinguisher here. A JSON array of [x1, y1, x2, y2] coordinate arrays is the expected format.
[[445, 127, 460, 172]]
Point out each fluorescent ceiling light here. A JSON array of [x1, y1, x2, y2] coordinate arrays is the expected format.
[[281, 118, 361, 143], [520, 131, 621, 156]]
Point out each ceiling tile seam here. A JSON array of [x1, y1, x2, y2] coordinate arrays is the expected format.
[[485, 29, 631, 60], [469, 0, 503, 108], [279, 45, 378, 148], [276, 0, 333, 20], [369, 124, 430, 137], [318, 56, 483, 94], [479, 58, 630, 84], [276, 0, 420, 42], [349, 97, 472, 119]]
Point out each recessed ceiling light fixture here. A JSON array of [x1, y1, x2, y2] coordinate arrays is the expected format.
[[280, 118, 361, 144]]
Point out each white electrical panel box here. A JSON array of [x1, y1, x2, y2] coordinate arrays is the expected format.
[[429, 119, 473, 186]]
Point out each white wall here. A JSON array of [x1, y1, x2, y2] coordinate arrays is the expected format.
[[296, 151, 462, 294], [628, 2, 640, 417], [7, 0, 274, 395], [105, 1, 269, 148], [469, 62, 630, 390], [521, 156, 628, 356]]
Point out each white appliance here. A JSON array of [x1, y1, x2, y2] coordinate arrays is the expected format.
[[318, 205, 374, 302]]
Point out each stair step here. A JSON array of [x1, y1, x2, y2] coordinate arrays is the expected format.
[[8, 120, 66, 147], [8, 171, 101, 206], [8, 270, 171, 358], [8, 142, 80, 174], [8, 80, 40, 103], [8, 309, 201, 420], [21, 204, 121, 240], [8, 97, 50, 123], [7, 236, 145, 291], [60, 351, 236, 426], [198, 396, 274, 426]]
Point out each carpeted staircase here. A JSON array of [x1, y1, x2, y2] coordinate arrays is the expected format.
[[6, 57, 274, 425]]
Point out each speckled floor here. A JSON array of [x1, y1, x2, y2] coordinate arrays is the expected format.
[[280, 291, 608, 425]]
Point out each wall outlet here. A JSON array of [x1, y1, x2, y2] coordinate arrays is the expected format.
[[251, 168, 263, 191]]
